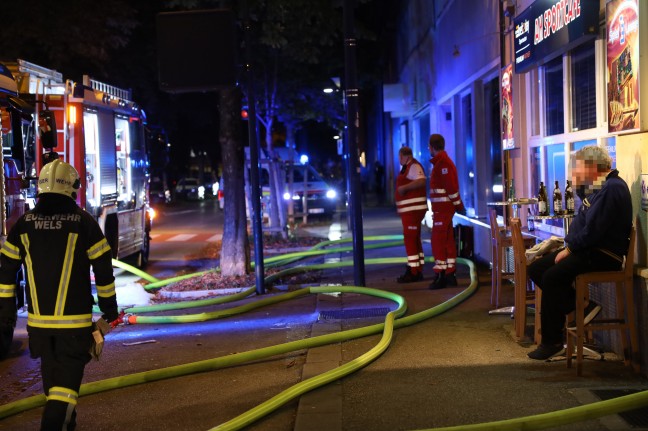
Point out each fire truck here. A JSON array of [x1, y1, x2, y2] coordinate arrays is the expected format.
[[0, 61, 39, 358], [8, 59, 152, 266], [0, 59, 153, 358]]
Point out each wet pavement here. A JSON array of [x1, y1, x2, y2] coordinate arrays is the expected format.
[[1, 205, 647, 431]]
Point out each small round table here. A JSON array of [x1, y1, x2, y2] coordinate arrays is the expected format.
[[487, 198, 539, 219]]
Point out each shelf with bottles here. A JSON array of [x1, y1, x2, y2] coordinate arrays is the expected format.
[[486, 198, 538, 206]]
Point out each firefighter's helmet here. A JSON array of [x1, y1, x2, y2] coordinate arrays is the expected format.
[[38, 159, 81, 200]]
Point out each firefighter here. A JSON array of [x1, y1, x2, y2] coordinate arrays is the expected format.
[[395, 146, 428, 283], [428, 134, 466, 290], [0, 159, 117, 431]]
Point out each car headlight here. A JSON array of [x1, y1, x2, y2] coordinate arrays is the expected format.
[[326, 189, 337, 199], [283, 192, 300, 200]]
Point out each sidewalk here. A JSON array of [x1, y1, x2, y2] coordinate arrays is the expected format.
[[292, 206, 648, 431]]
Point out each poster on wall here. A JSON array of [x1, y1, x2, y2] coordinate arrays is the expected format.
[[501, 64, 515, 150], [606, 0, 640, 133]]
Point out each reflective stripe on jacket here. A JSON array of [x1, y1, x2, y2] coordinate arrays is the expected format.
[[429, 150, 463, 214], [396, 159, 427, 214], [0, 204, 116, 333]]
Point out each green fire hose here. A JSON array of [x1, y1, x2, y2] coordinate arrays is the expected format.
[[1, 236, 647, 431]]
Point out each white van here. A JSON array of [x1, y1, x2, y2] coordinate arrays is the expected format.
[[257, 163, 338, 218]]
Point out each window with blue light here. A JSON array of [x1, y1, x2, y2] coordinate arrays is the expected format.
[[546, 142, 565, 216], [485, 77, 503, 215], [461, 93, 475, 211], [571, 40, 596, 131], [530, 146, 542, 202], [544, 56, 564, 136]]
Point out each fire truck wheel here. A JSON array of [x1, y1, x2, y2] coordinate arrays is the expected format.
[[0, 325, 13, 359], [137, 234, 150, 269]]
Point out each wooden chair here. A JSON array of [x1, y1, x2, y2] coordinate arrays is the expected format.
[[488, 209, 534, 308], [566, 225, 639, 376], [510, 218, 541, 343]]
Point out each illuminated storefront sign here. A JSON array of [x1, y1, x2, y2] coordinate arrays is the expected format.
[[501, 64, 515, 150], [514, 0, 598, 74], [606, 0, 640, 134]]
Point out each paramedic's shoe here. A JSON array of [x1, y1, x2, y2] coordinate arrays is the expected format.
[[527, 343, 564, 360], [397, 268, 421, 283], [428, 272, 447, 290], [445, 273, 458, 286]]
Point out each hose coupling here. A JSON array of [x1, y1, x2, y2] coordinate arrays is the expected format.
[[122, 313, 134, 325]]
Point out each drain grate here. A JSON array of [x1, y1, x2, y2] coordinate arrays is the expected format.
[[592, 389, 648, 428], [319, 307, 391, 320]]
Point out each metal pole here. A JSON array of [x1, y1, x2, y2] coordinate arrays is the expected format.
[[343, 0, 365, 286], [243, 10, 265, 295]]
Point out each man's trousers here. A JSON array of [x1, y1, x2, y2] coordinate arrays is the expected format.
[[400, 209, 427, 273], [527, 248, 621, 345], [29, 332, 93, 431], [431, 210, 457, 275]]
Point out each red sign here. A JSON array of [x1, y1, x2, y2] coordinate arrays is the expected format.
[[501, 64, 515, 150], [606, 0, 640, 133]]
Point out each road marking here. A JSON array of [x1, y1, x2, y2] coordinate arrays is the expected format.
[[167, 234, 197, 242]]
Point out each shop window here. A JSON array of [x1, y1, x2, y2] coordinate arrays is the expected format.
[[544, 56, 564, 136], [485, 77, 503, 212], [460, 93, 475, 212], [530, 147, 542, 199], [571, 40, 596, 131], [528, 69, 541, 136], [545, 143, 566, 228]]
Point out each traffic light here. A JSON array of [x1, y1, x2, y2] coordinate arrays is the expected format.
[[241, 105, 249, 120]]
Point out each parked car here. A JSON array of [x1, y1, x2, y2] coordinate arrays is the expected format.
[[252, 164, 338, 219], [175, 177, 205, 200]]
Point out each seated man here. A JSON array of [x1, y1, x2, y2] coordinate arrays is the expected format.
[[527, 146, 632, 360]]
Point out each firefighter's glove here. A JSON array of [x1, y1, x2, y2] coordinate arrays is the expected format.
[[89, 318, 111, 361], [456, 206, 467, 216]]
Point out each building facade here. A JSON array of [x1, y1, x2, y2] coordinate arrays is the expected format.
[[382, 0, 648, 371]]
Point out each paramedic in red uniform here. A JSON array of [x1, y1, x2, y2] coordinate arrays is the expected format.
[[428, 133, 466, 289], [0, 160, 117, 431], [395, 146, 428, 283]]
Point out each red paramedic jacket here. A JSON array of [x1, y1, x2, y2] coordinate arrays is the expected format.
[[429, 150, 465, 214]]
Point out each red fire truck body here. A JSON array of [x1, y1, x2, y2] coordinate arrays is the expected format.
[[8, 59, 151, 266]]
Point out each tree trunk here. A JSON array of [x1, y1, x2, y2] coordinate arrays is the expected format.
[[265, 123, 288, 238], [220, 87, 250, 276]]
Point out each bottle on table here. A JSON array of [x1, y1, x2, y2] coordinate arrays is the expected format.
[[537, 182, 549, 216], [553, 180, 562, 215], [508, 179, 516, 202], [527, 208, 535, 232], [565, 180, 575, 214]]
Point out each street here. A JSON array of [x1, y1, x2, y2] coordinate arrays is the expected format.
[[0, 198, 313, 431], [1, 204, 647, 431]]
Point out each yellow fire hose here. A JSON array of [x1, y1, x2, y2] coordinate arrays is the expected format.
[[0, 236, 646, 431]]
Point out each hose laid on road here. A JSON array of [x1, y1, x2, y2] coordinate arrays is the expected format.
[[4, 236, 648, 431]]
